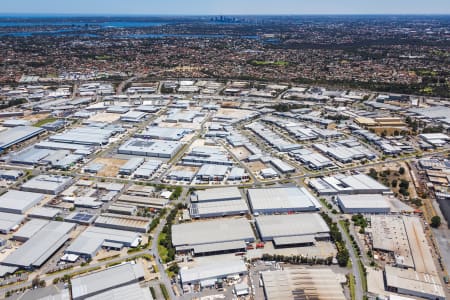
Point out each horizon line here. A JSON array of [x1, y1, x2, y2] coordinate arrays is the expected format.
[[1, 13, 450, 17]]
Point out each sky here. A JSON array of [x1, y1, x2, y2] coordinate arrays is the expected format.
[[0, 0, 449, 15]]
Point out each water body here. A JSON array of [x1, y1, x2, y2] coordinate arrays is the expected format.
[[0, 20, 167, 28]]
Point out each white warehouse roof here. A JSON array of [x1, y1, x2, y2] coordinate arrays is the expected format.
[[247, 187, 321, 214]]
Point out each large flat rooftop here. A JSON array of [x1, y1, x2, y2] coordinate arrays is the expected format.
[[247, 187, 321, 213], [172, 218, 254, 247]]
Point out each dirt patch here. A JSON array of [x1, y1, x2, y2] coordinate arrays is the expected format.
[[246, 161, 267, 172], [92, 157, 128, 177]]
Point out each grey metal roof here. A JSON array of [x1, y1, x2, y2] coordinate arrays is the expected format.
[[194, 187, 242, 202], [172, 218, 254, 247], [21, 175, 73, 194], [180, 258, 247, 284], [85, 283, 153, 300], [0, 212, 25, 232], [0, 126, 45, 150], [0, 190, 45, 214], [71, 263, 144, 300], [2, 221, 75, 267], [66, 226, 139, 257], [247, 187, 321, 212], [255, 214, 329, 240], [13, 219, 49, 241]]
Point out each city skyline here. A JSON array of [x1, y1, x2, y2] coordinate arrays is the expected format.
[[1, 0, 450, 15]]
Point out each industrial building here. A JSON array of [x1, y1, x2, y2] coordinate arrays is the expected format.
[[384, 266, 445, 300], [0, 212, 25, 234], [64, 212, 97, 225], [261, 268, 346, 300], [180, 257, 248, 286], [120, 110, 147, 122], [133, 160, 162, 179], [195, 164, 229, 182], [337, 194, 391, 214], [0, 169, 23, 181], [107, 203, 137, 215], [65, 226, 140, 258], [1, 221, 75, 269], [118, 138, 182, 158], [172, 218, 254, 256], [419, 133, 449, 147], [193, 187, 242, 202], [247, 187, 321, 214], [190, 187, 249, 218], [166, 170, 196, 182], [94, 213, 150, 233], [116, 194, 168, 210], [255, 214, 330, 247], [119, 157, 144, 175], [309, 173, 391, 195], [136, 127, 191, 141], [12, 219, 50, 242], [0, 190, 45, 214], [21, 174, 73, 195], [49, 126, 118, 146], [27, 206, 60, 220], [0, 126, 45, 152], [71, 263, 149, 300]]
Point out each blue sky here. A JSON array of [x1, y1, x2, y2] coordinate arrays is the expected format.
[[1, 0, 449, 15]]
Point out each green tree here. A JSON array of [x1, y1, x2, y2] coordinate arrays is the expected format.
[[430, 216, 441, 228], [399, 167, 405, 175]]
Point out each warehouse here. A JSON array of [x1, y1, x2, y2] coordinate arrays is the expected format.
[[71, 263, 148, 300], [337, 194, 391, 214], [21, 174, 73, 195], [94, 213, 150, 233], [64, 212, 97, 225], [180, 257, 248, 286], [309, 173, 390, 195], [118, 138, 182, 158], [49, 126, 117, 146], [190, 199, 249, 218], [0, 169, 23, 181], [120, 110, 147, 122], [27, 206, 60, 220], [65, 227, 140, 259], [419, 133, 449, 147], [136, 127, 191, 141], [270, 158, 295, 173], [294, 149, 333, 170], [12, 219, 50, 242], [10, 147, 53, 165], [119, 157, 144, 175], [247, 187, 321, 214], [370, 215, 414, 269], [255, 214, 330, 247], [0, 126, 45, 152], [0, 190, 45, 214], [35, 141, 94, 154], [116, 194, 168, 210], [261, 268, 346, 300], [384, 266, 445, 300], [195, 164, 229, 182], [134, 160, 162, 179], [172, 218, 254, 256], [193, 187, 242, 202], [166, 170, 196, 182], [107, 204, 137, 215], [0, 212, 25, 234], [1, 221, 75, 269], [228, 167, 249, 181]]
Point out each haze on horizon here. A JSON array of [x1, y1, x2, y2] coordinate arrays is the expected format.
[[1, 0, 450, 16]]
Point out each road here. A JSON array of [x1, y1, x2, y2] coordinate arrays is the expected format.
[[317, 196, 364, 300]]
